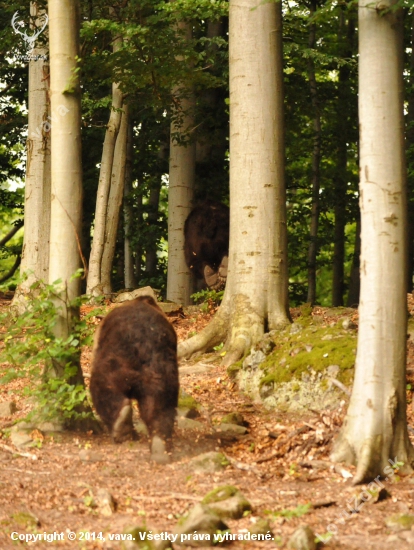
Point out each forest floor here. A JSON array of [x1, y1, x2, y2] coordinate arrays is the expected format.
[[1, 294, 414, 549]]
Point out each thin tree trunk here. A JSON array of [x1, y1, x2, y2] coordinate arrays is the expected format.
[[48, 0, 83, 381], [123, 118, 136, 289], [331, 0, 414, 483], [346, 216, 361, 307], [12, 2, 51, 313], [0, 256, 21, 284], [332, 12, 356, 306], [166, 22, 196, 305], [86, 38, 123, 296], [179, 0, 290, 364], [306, 0, 322, 306], [101, 104, 129, 295], [406, 12, 414, 293]]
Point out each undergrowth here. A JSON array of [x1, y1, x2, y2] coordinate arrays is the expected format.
[[0, 275, 103, 426]]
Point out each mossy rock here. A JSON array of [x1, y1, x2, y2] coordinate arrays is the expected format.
[[385, 513, 414, 531], [202, 486, 252, 519]]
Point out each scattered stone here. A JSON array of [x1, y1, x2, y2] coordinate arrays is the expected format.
[[0, 401, 17, 417], [177, 407, 200, 419], [37, 421, 64, 433], [220, 412, 245, 426], [177, 417, 206, 432], [79, 449, 104, 463], [174, 503, 228, 547], [243, 350, 266, 370], [10, 431, 35, 449], [321, 334, 333, 341], [385, 513, 414, 531], [202, 485, 252, 519], [189, 451, 229, 474], [287, 525, 316, 550], [216, 423, 248, 435], [327, 365, 340, 378], [158, 302, 183, 315], [114, 286, 158, 304], [95, 488, 116, 516], [248, 518, 273, 537]]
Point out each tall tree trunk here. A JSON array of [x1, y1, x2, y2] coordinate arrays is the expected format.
[[12, 2, 51, 312], [346, 216, 361, 307], [145, 142, 167, 278], [166, 23, 196, 305], [47, 0, 83, 380], [101, 104, 129, 295], [86, 38, 123, 296], [306, 0, 322, 306], [406, 12, 414, 293], [332, 12, 356, 306], [179, 0, 290, 364], [331, 0, 414, 483], [123, 118, 136, 289]]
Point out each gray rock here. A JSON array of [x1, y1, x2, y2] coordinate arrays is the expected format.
[[0, 401, 17, 417], [114, 286, 158, 303], [157, 302, 183, 315], [37, 421, 64, 433], [220, 412, 245, 426], [243, 350, 266, 370], [248, 518, 273, 536], [216, 423, 248, 435], [177, 407, 200, 419], [177, 417, 206, 432], [95, 488, 116, 516], [202, 486, 251, 519], [189, 451, 229, 474], [174, 503, 228, 547], [10, 431, 35, 449], [287, 525, 316, 550]]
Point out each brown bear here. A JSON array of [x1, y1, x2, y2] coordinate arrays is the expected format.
[[184, 200, 229, 290], [90, 295, 179, 464]]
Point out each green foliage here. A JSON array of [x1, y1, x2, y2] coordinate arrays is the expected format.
[[0, 277, 100, 425], [191, 288, 224, 308]]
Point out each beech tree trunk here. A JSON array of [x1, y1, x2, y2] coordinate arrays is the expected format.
[[166, 23, 195, 305], [406, 12, 414, 293], [47, 0, 83, 377], [12, 2, 51, 312], [101, 104, 129, 295], [178, 0, 290, 365], [306, 0, 322, 306], [123, 118, 136, 289], [86, 38, 123, 296], [331, 0, 414, 483]]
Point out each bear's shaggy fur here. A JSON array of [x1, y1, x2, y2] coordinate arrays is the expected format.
[[184, 201, 229, 289], [90, 296, 179, 464]]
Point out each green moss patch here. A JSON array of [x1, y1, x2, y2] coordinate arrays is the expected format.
[[258, 315, 357, 388]]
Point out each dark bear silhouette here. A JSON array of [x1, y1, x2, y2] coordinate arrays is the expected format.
[[90, 295, 179, 464], [184, 201, 229, 290]]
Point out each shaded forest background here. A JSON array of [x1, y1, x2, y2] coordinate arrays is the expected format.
[[0, 0, 413, 305]]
